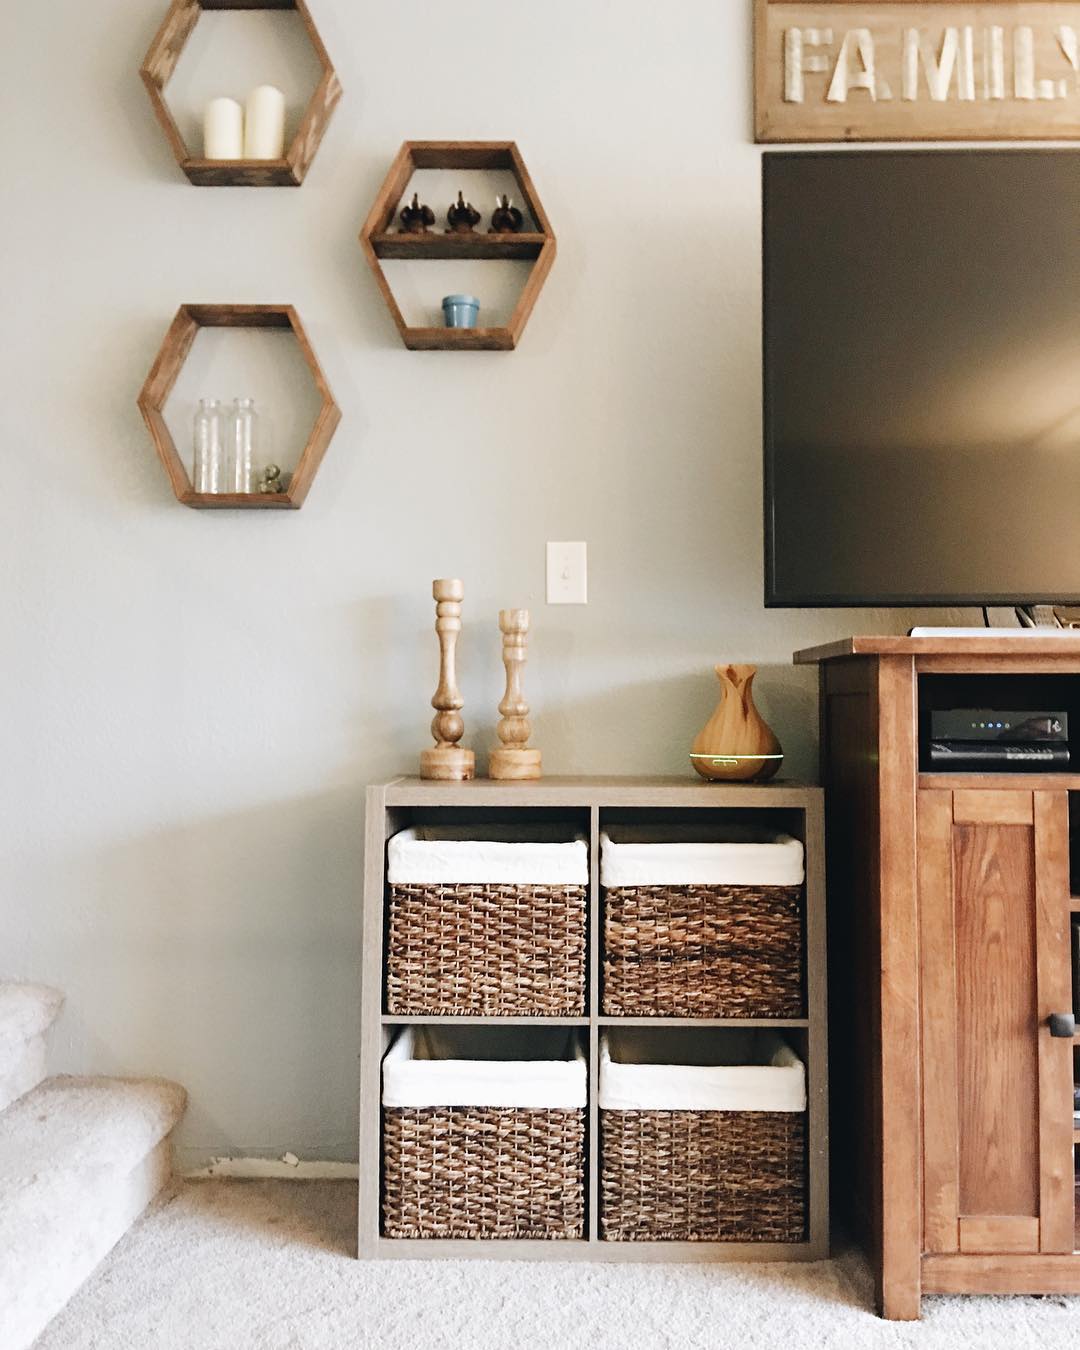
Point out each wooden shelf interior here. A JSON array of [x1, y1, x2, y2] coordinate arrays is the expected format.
[[368, 233, 547, 262], [140, 0, 341, 186], [361, 781, 828, 1260], [137, 303, 341, 510], [359, 142, 556, 351], [917, 674, 1080, 901]]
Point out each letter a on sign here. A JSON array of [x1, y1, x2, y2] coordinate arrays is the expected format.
[[827, 28, 879, 102]]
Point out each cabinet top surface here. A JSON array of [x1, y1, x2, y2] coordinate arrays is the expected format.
[[794, 635, 1080, 664], [372, 775, 821, 806]]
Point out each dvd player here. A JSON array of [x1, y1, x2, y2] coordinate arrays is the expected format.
[[928, 708, 1070, 770], [928, 742, 1070, 768]]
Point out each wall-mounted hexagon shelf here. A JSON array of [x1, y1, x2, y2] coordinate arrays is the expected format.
[[141, 0, 341, 186], [138, 304, 341, 509], [359, 142, 557, 351]]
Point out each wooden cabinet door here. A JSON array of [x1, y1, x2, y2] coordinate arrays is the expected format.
[[919, 789, 1074, 1256]]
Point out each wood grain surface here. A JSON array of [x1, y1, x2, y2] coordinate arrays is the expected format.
[[756, 2, 1080, 142], [806, 638, 1080, 1314]]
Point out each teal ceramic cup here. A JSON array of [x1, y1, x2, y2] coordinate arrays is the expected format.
[[442, 294, 480, 329]]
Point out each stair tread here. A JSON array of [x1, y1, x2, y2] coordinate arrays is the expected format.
[[0, 1075, 184, 1350], [0, 1075, 186, 1184], [0, 983, 63, 1048]]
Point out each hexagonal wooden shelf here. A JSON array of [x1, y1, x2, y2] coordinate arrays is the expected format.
[[137, 304, 341, 509], [359, 142, 557, 351], [141, 0, 341, 186]]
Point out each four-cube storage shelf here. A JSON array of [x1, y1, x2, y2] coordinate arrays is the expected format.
[[361, 776, 828, 1261]]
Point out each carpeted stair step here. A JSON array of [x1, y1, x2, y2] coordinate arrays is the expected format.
[[0, 983, 63, 1115], [0, 1074, 186, 1350]]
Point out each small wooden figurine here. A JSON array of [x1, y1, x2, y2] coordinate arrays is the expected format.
[[258, 464, 286, 494], [489, 609, 542, 781], [690, 664, 783, 782], [489, 194, 523, 234], [446, 190, 481, 234], [420, 579, 475, 782], [399, 192, 435, 234]]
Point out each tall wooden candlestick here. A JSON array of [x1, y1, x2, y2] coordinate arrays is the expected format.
[[420, 579, 475, 782], [489, 609, 542, 781]]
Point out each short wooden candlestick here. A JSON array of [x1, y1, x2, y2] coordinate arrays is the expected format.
[[420, 579, 475, 782], [489, 608, 542, 781]]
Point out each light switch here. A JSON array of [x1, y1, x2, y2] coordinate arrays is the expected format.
[[547, 541, 588, 605]]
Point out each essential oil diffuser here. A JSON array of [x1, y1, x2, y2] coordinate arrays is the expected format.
[[690, 664, 783, 782]]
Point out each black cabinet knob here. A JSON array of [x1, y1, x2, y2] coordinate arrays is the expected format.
[[1048, 1012, 1076, 1038]]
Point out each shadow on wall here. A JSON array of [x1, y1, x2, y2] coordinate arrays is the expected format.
[[528, 661, 820, 784], [348, 587, 823, 786], [50, 784, 363, 1168], [34, 654, 818, 1171]]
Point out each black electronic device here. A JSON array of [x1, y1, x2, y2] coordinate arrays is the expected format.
[[927, 709, 1070, 769], [930, 710, 1068, 742]]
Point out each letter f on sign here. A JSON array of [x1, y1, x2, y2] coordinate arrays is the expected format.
[[784, 28, 835, 103]]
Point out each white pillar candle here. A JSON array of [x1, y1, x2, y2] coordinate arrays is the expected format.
[[244, 85, 286, 160], [203, 97, 243, 160]]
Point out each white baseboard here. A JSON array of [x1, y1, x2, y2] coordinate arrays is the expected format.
[[184, 1155, 359, 1181]]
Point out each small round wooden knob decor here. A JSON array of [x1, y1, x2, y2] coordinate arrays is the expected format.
[[420, 579, 475, 782], [690, 664, 783, 782], [489, 609, 542, 781]]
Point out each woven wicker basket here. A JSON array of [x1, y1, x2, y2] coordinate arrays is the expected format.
[[600, 1108, 807, 1242], [387, 881, 587, 1016], [602, 882, 804, 1018], [382, 1106, 586, 1239]]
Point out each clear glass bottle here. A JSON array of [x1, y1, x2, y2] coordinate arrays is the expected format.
[[193, 399, 223, 494], [229, 398, 258, 494]]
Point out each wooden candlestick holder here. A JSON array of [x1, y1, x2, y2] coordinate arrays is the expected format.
[[489, 609, 542, 781], [420, 579, 475, 782]]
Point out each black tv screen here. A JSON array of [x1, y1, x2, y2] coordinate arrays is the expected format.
[[763, 150, 1080, 607]]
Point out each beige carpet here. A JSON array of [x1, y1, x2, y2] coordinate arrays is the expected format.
[[31, 1181, 1080, 1349]]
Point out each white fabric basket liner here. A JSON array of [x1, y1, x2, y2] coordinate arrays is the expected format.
[[382, 1026, 587, 1109], [598, 1030, 806, 1112], [388, 827, 588, 886], [600, 826, 804, 888]]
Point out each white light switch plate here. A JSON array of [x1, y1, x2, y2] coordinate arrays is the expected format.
[[547, 541, 587, 605]]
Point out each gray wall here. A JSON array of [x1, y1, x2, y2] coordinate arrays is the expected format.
[[3, 0, 966, 1167]]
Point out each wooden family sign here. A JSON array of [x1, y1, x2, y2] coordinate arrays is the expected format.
[[755, 1, 1080, 140]]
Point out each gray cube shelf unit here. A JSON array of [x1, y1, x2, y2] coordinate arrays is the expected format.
[[360, 775, 828, 1261]]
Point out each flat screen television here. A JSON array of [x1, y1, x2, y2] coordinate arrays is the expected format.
[[763, 150, 1080, 607]]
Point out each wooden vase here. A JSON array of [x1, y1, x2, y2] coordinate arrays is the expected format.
[[690, 664, 783, 782]]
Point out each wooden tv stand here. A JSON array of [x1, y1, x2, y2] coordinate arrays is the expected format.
[[797, 635, 1080, 1319]]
